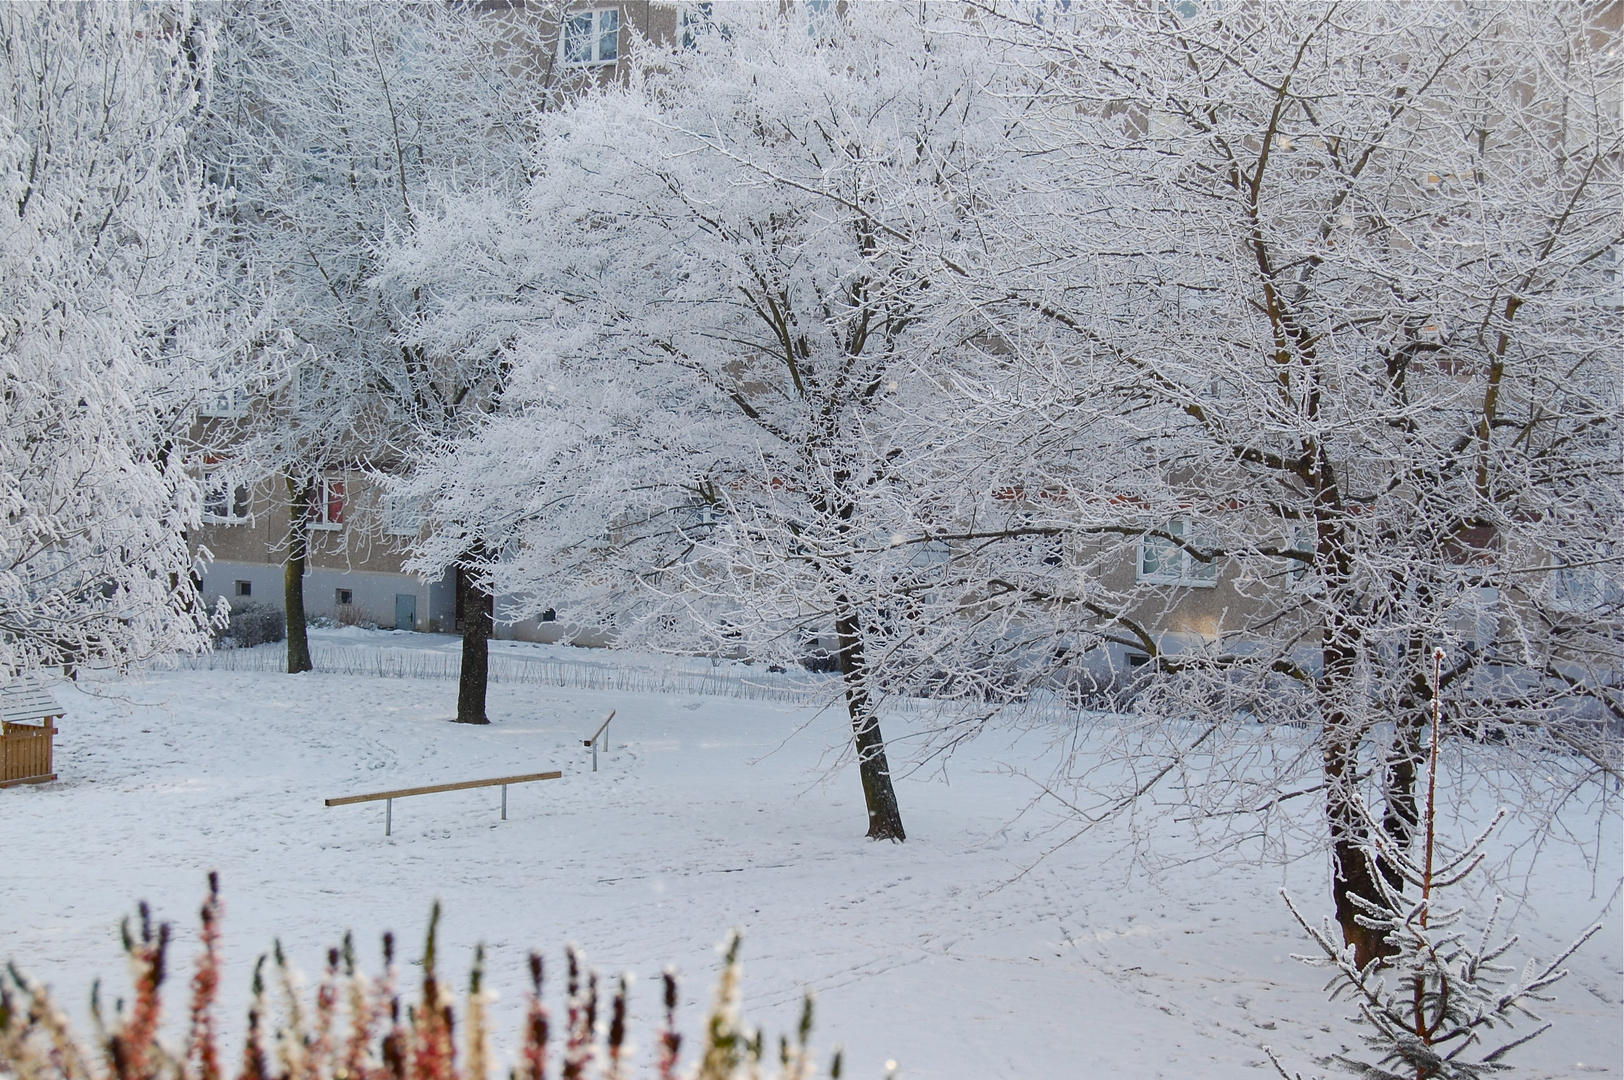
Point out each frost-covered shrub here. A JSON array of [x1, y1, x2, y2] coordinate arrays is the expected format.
[[0, 879, 856, 1080], [214, 602, 286, 649]]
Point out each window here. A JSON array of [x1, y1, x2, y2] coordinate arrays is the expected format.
[[310, 476, 345, 530], [681, 2, 726, 47], [335, 588, 354, 606], [677, 501, 717, 541], [382, 492, 425, 538], [803, 0, 837, 40], [1550, 547, 1623, 614], [1172, 278, 1222, 320], [234, 580, 252, 598], [1137, 518, 1218, 587], [199, 387, 249, 419], [203, 475, 250, 524], [562, 8, 618, 66], [294, 358, 324, 409], [1147, 107, 1186, 140], [1287, 524, 1314, 582]]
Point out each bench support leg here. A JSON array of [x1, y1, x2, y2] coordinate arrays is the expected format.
[[501, 784, 508, 821], [386, 798, 393, 837]]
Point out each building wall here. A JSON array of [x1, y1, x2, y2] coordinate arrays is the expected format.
[[195, 471, 617, 641]]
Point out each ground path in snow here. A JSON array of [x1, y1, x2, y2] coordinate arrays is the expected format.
[[3, 635, 1619, 1078]]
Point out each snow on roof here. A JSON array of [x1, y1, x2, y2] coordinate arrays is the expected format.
[[1, 674, 63, 725]]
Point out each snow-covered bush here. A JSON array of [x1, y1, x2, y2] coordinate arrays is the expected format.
[[0, 879, 854, 1080], [213, 603, 287, 650]]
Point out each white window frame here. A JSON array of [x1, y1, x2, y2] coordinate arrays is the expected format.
[[561, 8, 619, 67], [310, 475, 346, 531], [1137, 517, 1219, 587], [1286, 523, 1314, 583], [382, 492, 425, 538], [203, 474, 251, 525], [1147, 107, 1186, 141], [199, 387, 250, 419]]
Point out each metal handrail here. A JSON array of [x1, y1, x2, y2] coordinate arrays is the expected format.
[[326, 770, 561, 835], [583, 709, 615, 771]]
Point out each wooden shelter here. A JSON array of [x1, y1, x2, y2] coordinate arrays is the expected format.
[[1, 674, 61, 787]]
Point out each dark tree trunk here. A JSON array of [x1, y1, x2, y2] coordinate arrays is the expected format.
[[1380, 656, 1433, 877], [1321, 608, 1393, 968], [284, 474, 314, 675], [455, 559, 493, 725], [1378, 574, 1444, 869], [1308, 481, 1396, 968], [1325, 735, 1388, 969], [835, 603, 905, 841]]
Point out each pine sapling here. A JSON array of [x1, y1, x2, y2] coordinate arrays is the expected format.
[[1272, 650, 1602, 1080]]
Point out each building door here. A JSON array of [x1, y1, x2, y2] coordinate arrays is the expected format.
[[394, 593, 417, 632]]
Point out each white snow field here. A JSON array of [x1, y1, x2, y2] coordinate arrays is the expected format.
[[3, 630, 1619, 1079]]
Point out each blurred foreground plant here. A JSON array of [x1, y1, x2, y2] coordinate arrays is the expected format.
[[0, 875, 850, 1080]]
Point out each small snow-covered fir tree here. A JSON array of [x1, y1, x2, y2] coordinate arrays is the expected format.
[[1273, 651, 1601, 1080], [1277, 824, 1598, 1080]]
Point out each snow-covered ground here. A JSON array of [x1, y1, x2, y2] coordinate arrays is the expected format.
[[4, 630, 1619, 1078]]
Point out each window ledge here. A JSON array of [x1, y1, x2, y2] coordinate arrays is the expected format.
[[1136, 575, 1219, 588]]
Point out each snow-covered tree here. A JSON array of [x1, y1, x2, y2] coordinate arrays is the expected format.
[[1, 4, 245, 678], [198, 1, 559, 710], [966, 1, 1622, 963], [392, 3, 1030, 839]]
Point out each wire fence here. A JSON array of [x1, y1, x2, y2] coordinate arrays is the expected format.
[[170, 644, 834, 705]]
